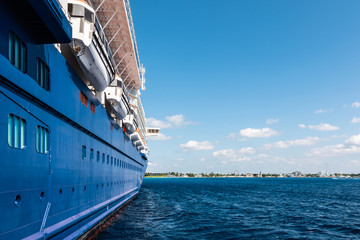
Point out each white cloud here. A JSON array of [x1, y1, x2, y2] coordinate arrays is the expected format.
[[176, 158, 184, 161], [314, 109, 333, 114], [146, 118, 171, 129], [264, 136, 319, 149], [352, 101, 360, 108], [212, 149, 236, 158], [307, 144, 360, 157], [232, 156, 251, 162], [212, 148, 252, 162], [239, 128, 280, 138], [256, 154, 269, 159], [299, 123, 339, 131], [239, 147, 256, 154], [179, 140, 214, 151], [146, 114, 196, 129], [307, 133, 360, 157], [308, 123, 339, 131], [266, 118, 279, 124], [351, 117, 360, 123], [226, 132, 238, 139], [200, 158, 206, 162], [314, 109, 326, 114], [147, 133, 172, 141], [346, 133, 360, 145]]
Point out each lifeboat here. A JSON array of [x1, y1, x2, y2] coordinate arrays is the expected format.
[[104, 78, 129, 120], [134, 140, 143, 147], [123, 114, 137, 134], [67, 0, 112, 92], [130, 132, 141, 142]]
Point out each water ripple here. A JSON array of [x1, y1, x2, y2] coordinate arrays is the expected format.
[[91, 178, 360, 240]]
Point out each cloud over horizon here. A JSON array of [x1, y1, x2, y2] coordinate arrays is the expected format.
[[180, 140, 214, 151], [298, 123, 339, 131], [307, 133, 360, 157], [147, 133, 172, 141], [147, 114, 196, 129], [239, 128, 280, 138], [266, 118, 279, 124], [264, 136, 320, 149]]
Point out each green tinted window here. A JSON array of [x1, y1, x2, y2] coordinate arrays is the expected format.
[[36, 58, 50, 91], [8, 114, 26, 149], [90, 148, 94, 161], [36, 125, 49, 154], [82, 145, 86, 159], [9, 32, 26, 72]]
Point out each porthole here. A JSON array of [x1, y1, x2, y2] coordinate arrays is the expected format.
[[14, 195, 21, 207], [84, 186, 86, 191], [72, 187, 75, 192], [40, 192, 45, 201], [96, 184, 99, 189], [102, 183, 104, 188], [59, 189, 62, 195]]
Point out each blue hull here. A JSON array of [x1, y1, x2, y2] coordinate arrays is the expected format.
[[0, 1, 147, 239]]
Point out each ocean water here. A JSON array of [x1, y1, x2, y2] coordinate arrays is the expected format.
[[91, 178, 360, 239]]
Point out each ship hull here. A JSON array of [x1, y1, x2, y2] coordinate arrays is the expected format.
[[0, 8, 147, 238]]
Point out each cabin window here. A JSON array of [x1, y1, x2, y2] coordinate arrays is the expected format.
[[8, 114, 26, 149], [36, 125, 49, 154], [97, 151, 100, 163], [107, 155, 109, 164], [85, 9, 94, 22], [102, 153, 105, 164], [90, 148, 94, 161], [82, 145, 86, 160], [68, 4, 85, 17], [9, 32, 27, 73], [111, 157, 113, 165], [36, 58, 50, 91]]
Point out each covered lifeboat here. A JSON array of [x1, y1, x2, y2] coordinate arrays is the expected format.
[[67, 0, 112, 92], [104, 76, 129, 120], [123, 113, 137, 134]]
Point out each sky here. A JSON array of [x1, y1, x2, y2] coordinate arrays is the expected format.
[[130, 0, 360, 174]]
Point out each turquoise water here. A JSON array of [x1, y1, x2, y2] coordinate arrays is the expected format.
[[91, 178, 360, 239]]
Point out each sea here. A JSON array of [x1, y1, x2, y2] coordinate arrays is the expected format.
[[90, 177, 360, 239]]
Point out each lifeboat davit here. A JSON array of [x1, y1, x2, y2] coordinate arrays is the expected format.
[[67, 0, 111, 92]]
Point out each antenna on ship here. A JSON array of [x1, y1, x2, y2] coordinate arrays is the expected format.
[[140, 64, 146, 91]]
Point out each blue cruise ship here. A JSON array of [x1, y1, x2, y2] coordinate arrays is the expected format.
[[0, 0, 158, 239]]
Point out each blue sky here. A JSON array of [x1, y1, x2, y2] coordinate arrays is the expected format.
[[131, 0, 360, 174]]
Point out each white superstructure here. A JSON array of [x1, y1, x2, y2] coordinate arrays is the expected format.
[[59, 0, 159, 157]]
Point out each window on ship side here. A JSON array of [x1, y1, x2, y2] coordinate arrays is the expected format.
[[36, 125, 49, 154], [82, 145, 86, 160], [8, 114, 26, 149], [36, 58, 50, 91], [9, 32, 27, 73], [90, 148, 94, 162]]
